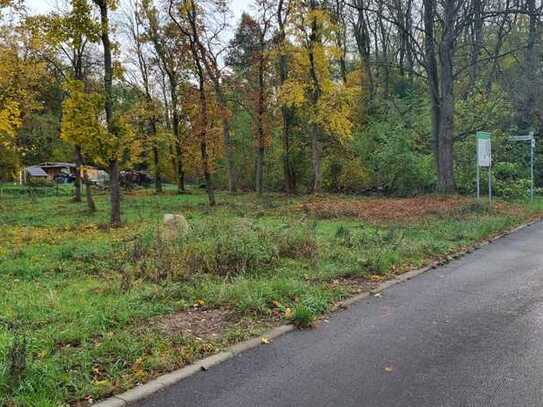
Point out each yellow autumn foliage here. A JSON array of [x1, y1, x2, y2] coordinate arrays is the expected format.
[[0, 26, 48, 178], [61, 80, 106, 147], [61, 79, 140, 168], [0, 99, 21, 148], [277, 1, 362, 142]]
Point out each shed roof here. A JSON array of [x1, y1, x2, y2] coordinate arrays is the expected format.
[[39, 162, 76, 169], [25, 166, 48, 177]]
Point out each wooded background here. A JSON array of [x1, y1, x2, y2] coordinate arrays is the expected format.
[[0, 0, 542, 223]]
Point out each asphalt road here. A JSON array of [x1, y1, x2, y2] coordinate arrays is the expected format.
[[134, 222, 543, 407]]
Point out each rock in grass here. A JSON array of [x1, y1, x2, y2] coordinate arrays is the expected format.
[[162, 214, 190, 240]]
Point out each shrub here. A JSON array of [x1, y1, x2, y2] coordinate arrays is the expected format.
[[494, 178, 531, 200]]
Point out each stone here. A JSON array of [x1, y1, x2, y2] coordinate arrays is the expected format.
[[162, 214, 190, 240]]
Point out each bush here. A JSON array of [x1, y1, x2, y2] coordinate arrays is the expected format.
[[322, 153, 372, 193], [494, 178, 531, 200], [354, 105, 435, 196], [492, 162, 531, 200]]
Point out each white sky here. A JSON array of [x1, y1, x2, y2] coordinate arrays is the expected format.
[[26, 0, 252, 23]]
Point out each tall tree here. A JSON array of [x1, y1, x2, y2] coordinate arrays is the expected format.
[[168, 0, 218, 206], [127, 1, 163, 193], [34, 0, 100, 207], [276, 0, 297, 193], [93, 0, 122, 226], [142, 0, 186, 193], [228, 8, 273, 195]]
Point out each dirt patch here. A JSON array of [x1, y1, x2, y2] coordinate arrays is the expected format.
[[294, 195, 474, 222], [151, 308, 237, 341], [327, 276, 383, 294]]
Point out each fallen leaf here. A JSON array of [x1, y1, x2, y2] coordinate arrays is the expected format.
[[284, 307, 293, 319], [261, 337, 271, 344]]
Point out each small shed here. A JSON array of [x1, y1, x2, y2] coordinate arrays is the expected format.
[[39, 162, 77, 180], [22, 166, 48, 183], [84, 166, 109, 185]]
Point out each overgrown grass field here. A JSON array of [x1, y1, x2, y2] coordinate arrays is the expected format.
[[1, 185, 542, 406]]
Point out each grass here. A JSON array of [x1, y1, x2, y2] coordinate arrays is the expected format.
[[1, 184, 543, 406]]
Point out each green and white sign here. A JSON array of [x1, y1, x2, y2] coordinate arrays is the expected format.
[[476, 131, 492, 206], [476, 131, 491, 167]]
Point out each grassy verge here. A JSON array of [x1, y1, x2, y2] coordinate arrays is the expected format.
[[1, 188, 542, 406]]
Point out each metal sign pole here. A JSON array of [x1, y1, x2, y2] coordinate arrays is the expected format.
[[477, 162, 480, 200], [488, 164, 492, 207], [530, 132, 535, 201], [476, 145, 480, 200]]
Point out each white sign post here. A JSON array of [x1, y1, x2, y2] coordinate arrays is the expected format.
[[476, 131, 492, 206]]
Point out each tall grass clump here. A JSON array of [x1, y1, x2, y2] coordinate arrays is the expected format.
[[123, 217, 320, 282], [275, 221, 319, 259], [325, 224, 405, 276]]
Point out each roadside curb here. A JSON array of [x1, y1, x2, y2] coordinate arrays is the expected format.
[[94, 325, 296, 406], [94, 217, 540, 407]]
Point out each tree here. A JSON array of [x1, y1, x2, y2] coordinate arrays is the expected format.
[[32, 0, 100, 205], [93, 0, 122, 226], [168, 0, 220, 206], [276, 0, 297, 193], [141, 0, 186, 193], [281, 0, 359, 193], [0, 22, 48, 180], [126, 1, 163, 193], [228, 9, 274, 195], [60, 80, 103, 211]]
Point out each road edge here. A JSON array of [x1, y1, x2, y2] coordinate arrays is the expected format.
[[94, 218, 540, 407]]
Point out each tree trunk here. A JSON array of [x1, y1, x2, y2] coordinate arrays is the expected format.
[[255, 146, 264, 195], [170, 84, 185, 193], [174, 137, 184, 193], [223, 119, 236, 192], [423, 0, 442, 183], [200, 140, 215, 206], [277, 0, 296, 194], [468, 0, 484, 91], [212, 85, 236, 193], [83, 168, 96, 212], [281, 105, 296, 194], [376, 2, 390, 98], [523, 0, 538, 127], [153, 144, 162, 193], [96, 0, 121, 226], [436, 0, 457, 193], [256, 50, 266, 196], [308, 0, 323, 194], [353, 3, 374, 100], [110, 160, 121, 226], [196, 67, 216, 206], [311, 125, 322, 194], [73, 145, 82, 202]]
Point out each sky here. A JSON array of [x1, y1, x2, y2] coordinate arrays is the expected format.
[[26, 0, 252, 21]]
